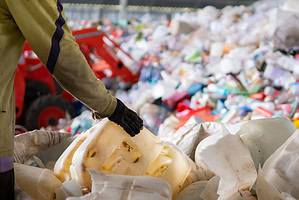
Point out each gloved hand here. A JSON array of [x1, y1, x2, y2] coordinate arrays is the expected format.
[[108, 99, 143, 136]]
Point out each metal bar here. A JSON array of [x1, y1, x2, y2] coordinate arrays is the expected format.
[[119, 0, 128, 21], [62, 0, 258, 8]]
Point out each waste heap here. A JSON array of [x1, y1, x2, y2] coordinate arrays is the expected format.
[[67, 0, 299, 135], [14, 117, 299, 199], [112, 0, 299, 134]]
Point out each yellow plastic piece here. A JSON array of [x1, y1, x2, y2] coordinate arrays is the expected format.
[[54, 130, 90, 182], [293, 120, 299, 128], [54, 119, 195, 197]]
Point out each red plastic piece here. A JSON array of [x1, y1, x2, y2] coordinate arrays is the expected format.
[[164, 91, 190, 110], [250, 92, 265, 101], [255, 106, 273, 117], [176, 106, 219, 129], [176, 102, 193, 112]]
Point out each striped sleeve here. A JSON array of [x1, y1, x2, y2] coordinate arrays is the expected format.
[[46, 0, 66, 74]]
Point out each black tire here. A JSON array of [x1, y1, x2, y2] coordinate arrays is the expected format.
[[25, 95, 76, 130], [17, 81, 51, 125], [24, 80, 51, 106]]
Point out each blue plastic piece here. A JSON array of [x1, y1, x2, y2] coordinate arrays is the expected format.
[[187, 82, 204, 96], [239, 106, 253, 116], [139, 65, 162, 84]]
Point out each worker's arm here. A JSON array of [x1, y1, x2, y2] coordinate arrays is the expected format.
[[6, 0, 142, 135]]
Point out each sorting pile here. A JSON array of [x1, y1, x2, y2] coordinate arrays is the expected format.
[[14, 117, 299, 200], [173, 117, 299, 200], [110, 0, 299, 134]]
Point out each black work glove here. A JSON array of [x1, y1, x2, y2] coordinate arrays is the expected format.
[[108, 99, 143, 136]]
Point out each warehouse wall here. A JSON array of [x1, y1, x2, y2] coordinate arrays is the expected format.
[[63, 4, 172, 23], [62, 0, 257, 8], [63, 3, 204, 23], [63, 1, 261, 23]]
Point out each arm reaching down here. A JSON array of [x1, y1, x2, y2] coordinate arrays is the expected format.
[[5, 0, 115, 117], [6, 0, 143, 135]]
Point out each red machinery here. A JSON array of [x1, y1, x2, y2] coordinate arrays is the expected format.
[[15, 27, 140, 130]]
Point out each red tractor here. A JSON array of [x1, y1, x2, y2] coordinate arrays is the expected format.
[[15, 27, 140, 131]]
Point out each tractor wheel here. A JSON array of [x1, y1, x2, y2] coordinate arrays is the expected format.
[[25, 95, 76, 130], [17, 80, 51, 125], [25, 80, 51, 105]]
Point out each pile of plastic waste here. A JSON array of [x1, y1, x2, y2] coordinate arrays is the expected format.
[[14, 117, 299, 200], [65, 0, 299, 135], [110, 0, 299, 134]]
